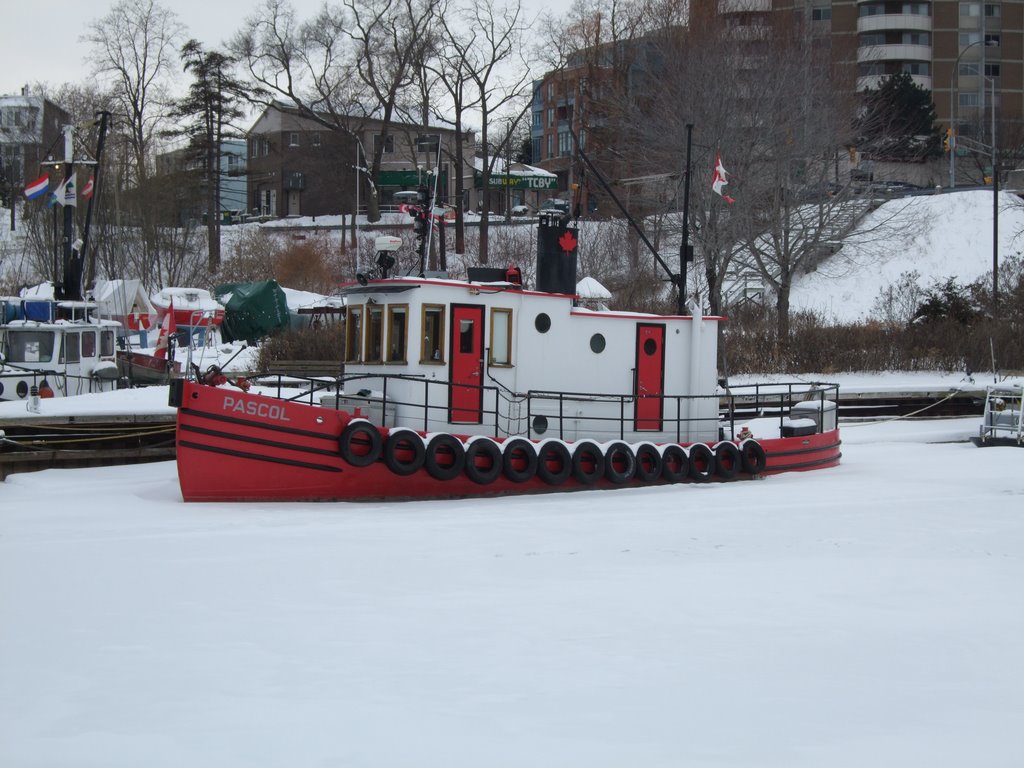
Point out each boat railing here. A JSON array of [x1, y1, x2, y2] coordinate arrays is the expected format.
[[249, 372, 839, 442], [0, 367, 117, 399], [719, 382, 841, 437]]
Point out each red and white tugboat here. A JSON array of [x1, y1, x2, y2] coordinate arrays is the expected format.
[[171, 212, 841, 502]]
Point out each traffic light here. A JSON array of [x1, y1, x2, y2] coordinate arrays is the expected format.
[[848, 145, 856, 162], [944, 127, 954, 153]]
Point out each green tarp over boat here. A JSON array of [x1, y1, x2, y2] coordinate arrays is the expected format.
[[213, 280, 290, 343]]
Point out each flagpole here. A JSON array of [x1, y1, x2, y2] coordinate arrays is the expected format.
[[678, 123, 693, 317], [59, 124, 78, 301], [81, 111, 109, 290]]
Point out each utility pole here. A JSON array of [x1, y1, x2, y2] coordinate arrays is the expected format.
[[679, 124, 694, 316]]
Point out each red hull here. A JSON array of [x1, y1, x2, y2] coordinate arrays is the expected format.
[[174, 381, 842, 503]]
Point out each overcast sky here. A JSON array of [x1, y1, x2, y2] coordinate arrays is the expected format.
[[1, 0, 560, 101]]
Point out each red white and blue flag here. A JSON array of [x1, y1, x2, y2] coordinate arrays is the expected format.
[[24, 174, 49, 200], [81, 174, 95, 200]]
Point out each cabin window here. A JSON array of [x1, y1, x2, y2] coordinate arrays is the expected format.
[[101, 330, 115, 357], [345, 306, 363, 361], [60, 333, 81, 364], [387, 304, 408, 363], [590, 333, 606, 353], [81, 331, 97, 358], [421, 304, 445, 363], [534, 313, 551, 333], [489, 308, 512, 366], [459, 319, 474, 353], [6, 331, 55, 363], [365, 304, 384, 362]]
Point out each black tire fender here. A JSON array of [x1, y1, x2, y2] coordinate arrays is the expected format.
[[688, 443, 715, 482], [571, 441, 606, 485], [536, 441, 572, 485], [383, 429, 425, 476], [604, 441, 637, 484], [713, 441, 742, 480], [502, 438, 538, 483], [338, 420, 382, 467], [740, 439, 768, 474], [424, 434, 466, 481], [661, 445, 689, 484], [634, 443, 662, 483], [464, 438, 503, 485]]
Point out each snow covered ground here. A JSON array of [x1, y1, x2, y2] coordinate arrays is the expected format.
[[2, 406, 1023, 766]]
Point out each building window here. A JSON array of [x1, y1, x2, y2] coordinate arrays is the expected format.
[[902, 2, 930, 13], [532, 137, 541, 161], [858, 3, 884, 16], [811, 6, 831, 20], [960, 31, 982, 45], [489, 308, 512, 366], [558, 131, 571, 157], [985, 3, 1000, 16], [985, 33, 1000, 46], [386, 304, 408, 363], [364, 304, 384, 362], [959, 62, 980, 76], [289, 132, 299, 147], [860, 32, 885, 46], [312, 132, 321, 147], [985, 63, 1001, 77], [373, 134, 394, 155], [959, 92, 980, 107], [532, 111, 542, 129], [251, 140, 258, 158], [901, 62, 930, 75], [901, 31, 929, 45], [421, 304, 445, 363], [345, 306, 363, 362], [960, 2, 980, 14], [546, 134, 553, 158]]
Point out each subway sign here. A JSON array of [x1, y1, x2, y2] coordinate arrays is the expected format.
[[474, 172, 558, 190]]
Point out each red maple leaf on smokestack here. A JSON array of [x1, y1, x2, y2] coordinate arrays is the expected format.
[[558, 230, 577, 253]]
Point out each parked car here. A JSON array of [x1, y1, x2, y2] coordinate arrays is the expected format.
[[540, 198, 570, 214], [511, 204, 531, 216]]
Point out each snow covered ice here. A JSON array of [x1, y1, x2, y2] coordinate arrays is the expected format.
[[2, 412, 1023, 766]]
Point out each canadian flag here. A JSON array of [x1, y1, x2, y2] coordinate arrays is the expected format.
[[711, 151, 735, 204], [153, 299, 178, 359]]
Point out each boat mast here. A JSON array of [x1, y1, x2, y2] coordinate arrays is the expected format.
[[81, 111, 110, 290]]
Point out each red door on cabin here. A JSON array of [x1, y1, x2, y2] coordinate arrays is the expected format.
[[449, 304, 485, 423], [635, 323, 665, 430]]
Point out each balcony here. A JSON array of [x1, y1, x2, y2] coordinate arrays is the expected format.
[[858, 44, 933, 64], [858, 14, 932, 34], [719, 0, 772, 12]]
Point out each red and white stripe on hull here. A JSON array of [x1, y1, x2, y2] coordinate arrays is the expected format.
[[173, 381, 842, 503]]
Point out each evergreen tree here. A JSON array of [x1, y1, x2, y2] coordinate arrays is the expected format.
[[169, 40, 250, 272], [856, 73, 942, 161]]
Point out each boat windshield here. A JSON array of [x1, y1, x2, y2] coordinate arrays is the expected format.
[[5, 330, 56, 363]]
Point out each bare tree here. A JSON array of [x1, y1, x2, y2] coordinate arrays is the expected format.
[[232, 0, 440, 221], [456, 0, 531, 264], [83, 0, 184, 185]]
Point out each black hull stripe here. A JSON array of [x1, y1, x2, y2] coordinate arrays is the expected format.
[[179, 440, 344, 473], [180, 407, 339, 442], [767, 452, 843, 472], [180, 423, 342, 459], [768, 439, 842, 459]]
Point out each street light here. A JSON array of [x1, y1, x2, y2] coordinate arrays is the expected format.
[[984, 72, 999, 313], [948, 38, 997, 189]]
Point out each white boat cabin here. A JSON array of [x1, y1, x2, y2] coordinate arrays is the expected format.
[[0, 301, 120, 401], [331, 221, 722, 443]]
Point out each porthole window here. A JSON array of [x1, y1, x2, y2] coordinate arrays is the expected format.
[[534, 313, 551, 333], [532, 415, 549, 434], [644, 338, 657, 355], [590, 333, 606, 353]]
